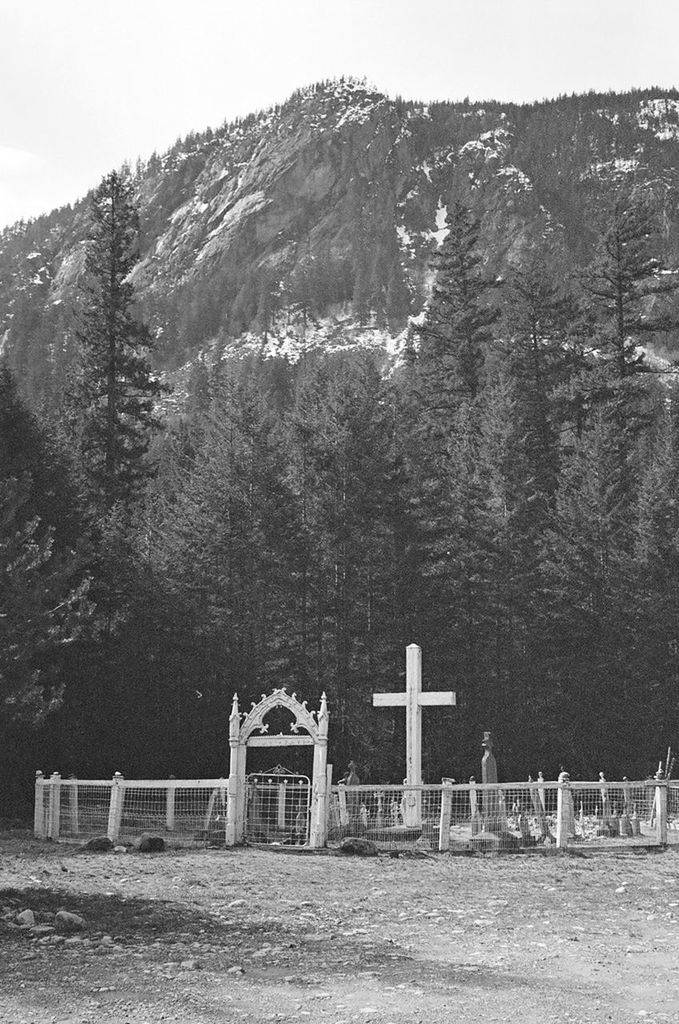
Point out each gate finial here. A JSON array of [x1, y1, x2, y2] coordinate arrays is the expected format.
[[229, 694, 241, 741]]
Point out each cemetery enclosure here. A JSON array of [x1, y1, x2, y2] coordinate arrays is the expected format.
[[31, 658, 679, 854], [34, 771, 679, 853]]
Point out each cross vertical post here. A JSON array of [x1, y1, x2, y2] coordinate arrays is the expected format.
[[373, 644, 456, 828]]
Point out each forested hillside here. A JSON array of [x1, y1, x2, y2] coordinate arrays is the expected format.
[[3, 81, 679, 815]]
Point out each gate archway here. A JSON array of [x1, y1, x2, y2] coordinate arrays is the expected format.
[[225, 689, 329, 848]]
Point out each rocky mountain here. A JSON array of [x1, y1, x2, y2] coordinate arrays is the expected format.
[[3, 78, 679, 410]]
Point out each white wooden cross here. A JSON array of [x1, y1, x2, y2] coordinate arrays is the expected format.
[[373, 644, 456, 826]]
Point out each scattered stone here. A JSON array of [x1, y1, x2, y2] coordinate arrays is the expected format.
[[81, 835, 114, 853], [15, 909, 36, 927], [339, 836, 378, 856], [29, 925, 56, 938], [55, 910, 86, 933], [136, 833, 165, 853], [469, 831, 521, 852]]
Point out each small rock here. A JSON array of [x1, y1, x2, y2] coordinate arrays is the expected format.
[[81, 835, 114, 853], [136, 833, 165, 853], [339, 837, 378, 857], [228, 899, 245, 908], [55, 910, 86, 933], [227, 965, 245, 975], [16, 910, 36, 927], [113, 845, 127, 854], [180, 959, 201, 970], [29, 925, 56, 938], [469, 831, 521, 852]]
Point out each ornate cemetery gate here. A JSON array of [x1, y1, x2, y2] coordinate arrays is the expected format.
[[225, 688, 329, 848]]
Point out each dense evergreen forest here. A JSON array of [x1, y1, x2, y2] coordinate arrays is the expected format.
[[3, 156, 679, 819]]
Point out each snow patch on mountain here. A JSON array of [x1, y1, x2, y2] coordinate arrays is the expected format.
[[584, 157, 640, 181], [638, 98, 679, 141], [459, 128, 511, 162], [162, 314, 410, 413], [496, 165, 533, 193], [431, 199, 449, 247]]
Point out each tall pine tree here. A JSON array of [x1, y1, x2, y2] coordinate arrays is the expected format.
[[417, 201, 498, 405], [74, 170, 163, 513]]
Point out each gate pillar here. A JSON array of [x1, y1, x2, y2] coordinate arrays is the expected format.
[[309, 694, 329, 848], [225, 694, 246, 846]]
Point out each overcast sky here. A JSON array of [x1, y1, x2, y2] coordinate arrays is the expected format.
[[1, 0, 677, 229]]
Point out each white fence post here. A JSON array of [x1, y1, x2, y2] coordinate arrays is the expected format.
[[438, 780, 453, 852], [166, 776, 176, 831], [556, 780, 570, 849], [338, 785, 348, 827], [67, 776, 79, 836], [107, 772, 125, 843], [47, 772, 61, 840], [34, 771, 46, 838], [655, 779, 668, 846]]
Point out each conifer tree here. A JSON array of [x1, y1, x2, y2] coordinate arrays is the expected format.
[[74, 170, 162, 513], [500, 249, 574, 509], [0, 475, 90, 724], [584, 188, 678, 379], [418, 201, 498, 404]]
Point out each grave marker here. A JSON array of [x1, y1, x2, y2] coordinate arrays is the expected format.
[[373, 644, 455, 826]]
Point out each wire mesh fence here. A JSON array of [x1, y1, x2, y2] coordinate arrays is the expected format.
[[35, 774, 229, 848], [327, 784, 444, 849], [327, 780, 669, 852], [34, 772, 677, 852], [666, 781, 679, 845]]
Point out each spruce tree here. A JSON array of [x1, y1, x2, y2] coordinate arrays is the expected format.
[[0, 475, 90, 724], [418, 201, 498, 404], [74, 170, 162, 513], [584, 188, 678, 379], [500, 249, 574, 509]]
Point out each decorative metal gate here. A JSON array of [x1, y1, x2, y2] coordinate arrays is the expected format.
[[244, 766, 311, 846]]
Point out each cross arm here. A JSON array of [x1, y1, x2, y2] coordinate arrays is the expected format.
[[372, 693, 408, 707], [418, 692, 456, 706]]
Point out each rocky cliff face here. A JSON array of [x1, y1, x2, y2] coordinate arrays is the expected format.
[[2, 79, 679, 408]]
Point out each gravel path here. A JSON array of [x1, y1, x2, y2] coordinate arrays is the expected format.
[[1, 834, 679, 1023]]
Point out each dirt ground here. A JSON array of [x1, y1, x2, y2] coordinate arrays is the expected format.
[[2, 830, 679, 1024]]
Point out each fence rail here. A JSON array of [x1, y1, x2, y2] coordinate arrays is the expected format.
[[34, 771, 679, 853]]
